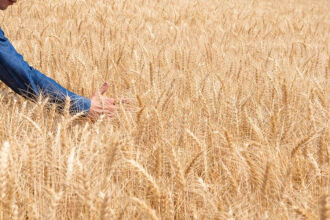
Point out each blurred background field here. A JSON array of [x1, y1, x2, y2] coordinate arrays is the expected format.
[[0, 0, 329, 219]]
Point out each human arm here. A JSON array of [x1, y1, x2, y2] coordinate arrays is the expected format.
[[0, 27, 92, 115]]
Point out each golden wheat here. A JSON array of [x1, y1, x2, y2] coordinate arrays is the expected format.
[[0, 0, 329, 219]]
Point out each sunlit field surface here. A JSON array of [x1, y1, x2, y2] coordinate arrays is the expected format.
[[0, 0, 329, 219]]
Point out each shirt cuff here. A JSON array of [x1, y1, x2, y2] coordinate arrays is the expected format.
[[69, 96, 91, 116]]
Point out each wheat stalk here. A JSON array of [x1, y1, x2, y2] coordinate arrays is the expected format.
[[131, 197, 159, 220], [0, 0, 329, 219], [126, 160, 161, 198]]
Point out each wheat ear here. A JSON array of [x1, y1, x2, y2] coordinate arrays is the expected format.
[[320, 195, 329, 220], [126, 160, 161, 197], [131, 197, 159, 220]]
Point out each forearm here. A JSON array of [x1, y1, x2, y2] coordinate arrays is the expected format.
[[0, 27, 90, 115], [23, 67, 91, 114]]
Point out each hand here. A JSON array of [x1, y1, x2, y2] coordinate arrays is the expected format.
[[88, 83, 117, 119]]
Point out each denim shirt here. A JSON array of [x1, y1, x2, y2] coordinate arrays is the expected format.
[[0, 27, 90, 115]]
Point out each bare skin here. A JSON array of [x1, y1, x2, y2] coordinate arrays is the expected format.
[[1, 0, 119, 118], [0, 0, 17, 10], [89, 83, 119, 119]]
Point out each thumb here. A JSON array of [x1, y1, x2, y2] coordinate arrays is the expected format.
[[98, 83, 109, 95]]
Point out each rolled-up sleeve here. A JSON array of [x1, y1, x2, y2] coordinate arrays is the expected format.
[[0, 27, 90, 115]]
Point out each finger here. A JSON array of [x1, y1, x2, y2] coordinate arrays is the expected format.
[[104, 108, 118, 117], [94, 108, 117, 117], [119, 99, 130, 104], [118, 98, 133, 104], [104, 104, 119, 112], [124, 106, 137, 112], [99, 83, 109, 95], [104, 98, 115, 106], [117, 103, 135, 112]]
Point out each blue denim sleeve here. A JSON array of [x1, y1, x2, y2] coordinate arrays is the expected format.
[[0, 27, 91, 115]]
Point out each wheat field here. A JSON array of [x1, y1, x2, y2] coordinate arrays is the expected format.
[[0, 0, 329, 219]]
